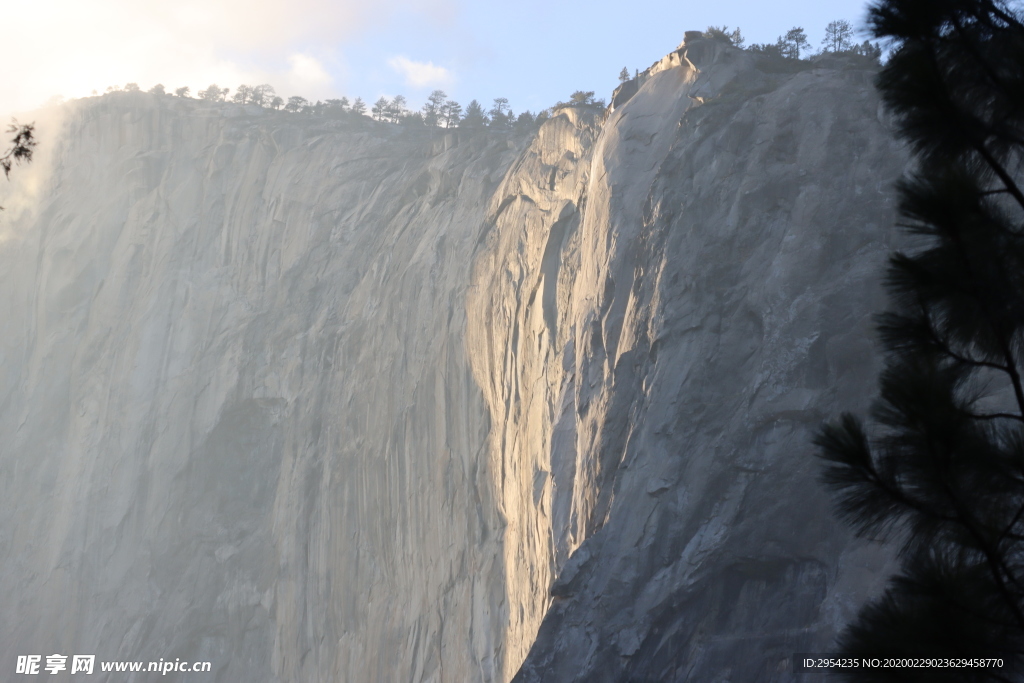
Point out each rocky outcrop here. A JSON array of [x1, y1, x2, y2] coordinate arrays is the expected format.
[[470, 41, 908, 682], [0, 96, 522, 682], [0, 39, 907, 682]]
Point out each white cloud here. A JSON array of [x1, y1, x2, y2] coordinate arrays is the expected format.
[[0, 0, 455, 114], [288, 55, 332, 87], [387, 56, 454, 89]]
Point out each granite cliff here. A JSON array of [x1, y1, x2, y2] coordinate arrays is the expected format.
[[0, 38, 906, 681]]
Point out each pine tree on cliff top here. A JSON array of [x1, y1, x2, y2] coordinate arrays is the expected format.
[[460, 100, 486, 129], [822, 19, 856, 52], [815, 0, 1024, 678]]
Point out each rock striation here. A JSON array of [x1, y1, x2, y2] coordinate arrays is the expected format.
[[0, 95, 520, 682], [0, 38, 907, 682], [480, 40, 909, 682]]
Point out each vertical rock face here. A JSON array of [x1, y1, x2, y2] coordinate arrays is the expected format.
[[0, 98, 522, 682], [469, 41, 908, 681], [0, 39, 907, 683]]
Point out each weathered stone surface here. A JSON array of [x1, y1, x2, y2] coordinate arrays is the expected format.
[[0, 41, 908, 682], [610, 79, 638, 110], [0, 95, 524, 682], [470, 42, 908, 682]]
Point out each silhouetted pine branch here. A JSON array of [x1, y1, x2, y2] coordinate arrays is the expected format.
[[817, 1, 1024, 679]]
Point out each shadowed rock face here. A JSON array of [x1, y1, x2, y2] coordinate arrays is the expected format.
[[0, 40, 905, 682], [472, 41, 907, 682]]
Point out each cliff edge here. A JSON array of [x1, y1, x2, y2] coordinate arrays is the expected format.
[[0, 37, 907, 682], [469, 39, 908, 681]]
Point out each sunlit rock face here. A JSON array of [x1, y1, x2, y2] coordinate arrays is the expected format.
[[0, 38, 906, 683], [471, 41, 908, 682], [0, 97, 521, 682]]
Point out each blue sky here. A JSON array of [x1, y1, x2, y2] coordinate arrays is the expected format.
[[5, 0, 876, 116], [363, 0, 878, 113]]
